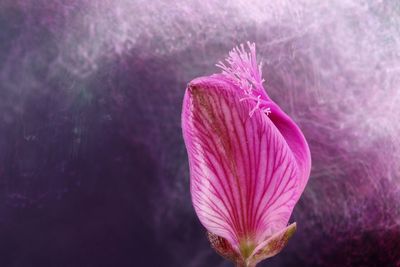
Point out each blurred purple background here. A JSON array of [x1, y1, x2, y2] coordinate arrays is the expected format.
[[0, 0, 399, 266]]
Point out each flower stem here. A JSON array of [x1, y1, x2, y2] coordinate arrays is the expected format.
[[235, 261, 256, 267]]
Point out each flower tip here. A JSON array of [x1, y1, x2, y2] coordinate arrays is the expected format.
[[186, 77, 211, 92], [187, 79, 200, 91], [186, 80, 204, 100]]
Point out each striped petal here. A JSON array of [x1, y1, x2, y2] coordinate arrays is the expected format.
[[181, 43, 311, 265], [183, 78, 296, 244]]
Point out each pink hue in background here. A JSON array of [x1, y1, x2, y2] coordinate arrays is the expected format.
[[0, 0, 399, 266]]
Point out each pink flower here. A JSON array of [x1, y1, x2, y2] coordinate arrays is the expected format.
[[181, 43, 311, 267]]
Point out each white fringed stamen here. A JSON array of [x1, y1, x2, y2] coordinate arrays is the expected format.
[[216, 42, 271, 117]]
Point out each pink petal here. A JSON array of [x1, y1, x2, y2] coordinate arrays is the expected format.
[[182, 76, 300, 250], [217, 42, 311, 199], [182, 43, 311, 265], [263, 102, 311, 198]]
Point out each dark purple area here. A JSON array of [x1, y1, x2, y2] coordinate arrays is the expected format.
[[0, 1, 399, 266]]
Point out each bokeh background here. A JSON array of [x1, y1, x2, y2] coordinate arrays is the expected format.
[[0, 0, 399, 266]]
